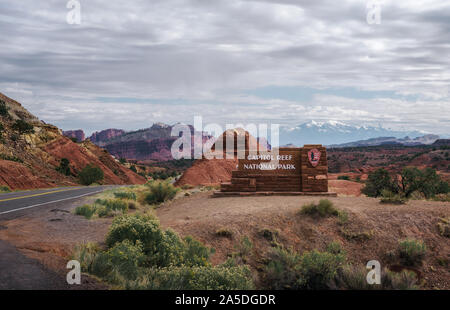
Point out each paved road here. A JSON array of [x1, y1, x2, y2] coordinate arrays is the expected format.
[[0, 186, 112, 289], [0, 186, 107, 218]]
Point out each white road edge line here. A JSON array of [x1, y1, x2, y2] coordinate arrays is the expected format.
[[0, 189, 104, 215]]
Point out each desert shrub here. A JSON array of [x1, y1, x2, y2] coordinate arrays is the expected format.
[[0, 185, 11, 193], [130, 165, 137, 173], [12, 119, 34, 134], [144, 181, 178, 205], [362, 168, 397, 197], [233, 236, 253, 261], [105, 214, 211, 268], [258, 228, 279, 242], [379, 189, 407, 204], [340, 228, 373, 241], [432, 193, 450, 202], [437, 218, 449, 238], [102, 240, 146, 281], [114, 191, 137, 201], [105, 213, 163, 252], [399, 167, 449, 198], [297, 250, 345, 289], [96, 205, 112, 218], [326, 241, 346, 255], [398, 239, 427, 266], [72, 242, 101, 271], [0, 153, 23, 163], [264, 247, 302, 290], [0, 100, 9, 116], [96, 199, 128, 213], [56, 158, 71, 176], [74, 204, 96, 219], [299, 199, 338, 217], [216, 228, 233, 238], [128, 264, 254, 290], [331, 265, 418, 290], [337, 175, 350, 181], [181, 184, 194, 190], [78, 164, 104, 185], [337, 210, 349, 225]]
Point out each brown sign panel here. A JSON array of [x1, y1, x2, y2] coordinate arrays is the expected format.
[[220, 145, 329, 193]]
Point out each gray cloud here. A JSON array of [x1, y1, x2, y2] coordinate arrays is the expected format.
[[0, 0, 449, 135]]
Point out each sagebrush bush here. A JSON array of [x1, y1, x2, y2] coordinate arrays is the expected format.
[[144, 181, 178, 205], [437, 218, 450, 238], [0, 185, 11, 193], [398, 239, 427, 266], [114, 191, 137, 201], [103, 240, 146, 280], [105, 214, 212, 268], [379, 189, 407, 205], [300, 199, 338, 217], [72, 242, 101, 271], [326, 241, 346, 255], [74, 204, 96, 219], [265, 247, 302, 290], [297, 250, 345, 289], [127, 264, 254, 290], [264, 247, 345, 290], [330, 265, 418, 290], [96, 199, 128, 213]]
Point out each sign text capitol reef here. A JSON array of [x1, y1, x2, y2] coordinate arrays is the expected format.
[[219, 145, 330, 194]]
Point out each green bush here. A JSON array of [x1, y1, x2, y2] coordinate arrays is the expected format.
[[127, 264, 254, 290], [144, 181, 178, 205], [78, 164, 104, 185], [299, 199, 338, 217], [72, 242, 101, 271], [337, 175, 350, 181], [297, 250, 345, 289], [12, 119, 34, 134], [0, 185, 11, 193], [399, 167, 449, 199], [74, 204, 97, 219], [362, 168, 397, 197], [0, 100, 9, 116], [264, 247, 345, 290], [398, 239, 427, 266], [105, 214, 211, 268], [379, 189, 407, 205], [96, 199, 128, 213], [56, 158, 71, 176], [114, 191, 137, 201], [103, 240, 146, 280], [326, 241, 346, 255], [265, 247, 302, 289], [330, 265, 418, 290]]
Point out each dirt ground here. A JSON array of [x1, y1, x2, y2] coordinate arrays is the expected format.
[[0, 190, 449, 289]]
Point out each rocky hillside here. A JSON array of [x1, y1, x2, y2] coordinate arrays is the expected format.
[[63, 130, 85, 142], [88, 128, 125, 146], [0, 92, 146, 190]]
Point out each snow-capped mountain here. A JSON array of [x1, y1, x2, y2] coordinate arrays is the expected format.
[[279, 120, 427, 146]]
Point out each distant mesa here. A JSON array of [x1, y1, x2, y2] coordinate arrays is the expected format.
[[88, 128, 126, 146], [63, 130, 85, 142], [432, 139, 450, 146]]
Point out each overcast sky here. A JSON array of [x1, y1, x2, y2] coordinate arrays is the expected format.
[[0, 0, 449, 135]]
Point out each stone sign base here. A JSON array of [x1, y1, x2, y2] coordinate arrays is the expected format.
[[213, 191, 337, 197]]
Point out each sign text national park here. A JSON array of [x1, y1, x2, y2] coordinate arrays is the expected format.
[[218, 145, 333, 196]]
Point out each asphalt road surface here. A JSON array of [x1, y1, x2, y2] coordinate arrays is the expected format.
[[0, 186, 108, 218], [0, 185, 112, 289]]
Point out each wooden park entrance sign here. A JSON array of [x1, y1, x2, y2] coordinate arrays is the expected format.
[[214, 145, 336, 197]]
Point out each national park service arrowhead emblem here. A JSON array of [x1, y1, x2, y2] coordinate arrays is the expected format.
[[308, 148, 321, 167]]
